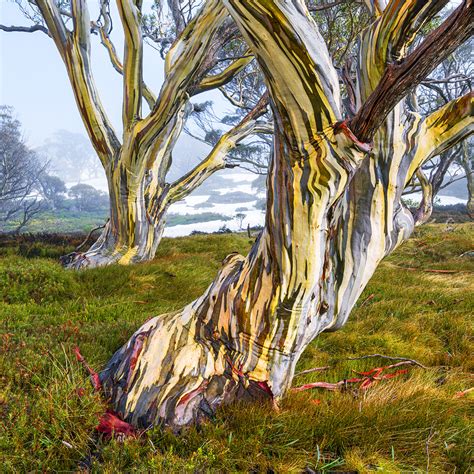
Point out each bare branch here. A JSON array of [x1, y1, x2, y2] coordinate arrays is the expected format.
[[0, 23, 49, 35]]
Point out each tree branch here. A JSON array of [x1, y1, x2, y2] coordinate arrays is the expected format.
[[0, 24, 49, 35], [413, 169, 433, 226], [405, 92, 474, 185], [166, 94, 270, 204], [34, 0, 121, 164], [97, 24, 157, 109], [117, 0, 144, 127], [351, 0, 473, 142], [136, 0, 227, 152], [223, 0, 342, 135], [192, 54, 254, 95]]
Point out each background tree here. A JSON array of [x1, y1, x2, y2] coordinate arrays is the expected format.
[[0, 106, 45, 233], [37, 130, 103, 181], [68, 183, 109, 212], [99, 0, 473, 429], [1, 0, 269, 268], [38, 174, 67, 210]]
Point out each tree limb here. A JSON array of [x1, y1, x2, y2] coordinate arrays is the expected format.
[[117, 0, 144, 127], [0, 24, 49, 35], [350, 0, 473, 142], [405, 92, 474, 183], [193, 54, 254, 95], [166, 94, 270, 204], [97, 24, 157, 109], [413, 169, 434, 226], [223, 0, 342, 136], [35, 0, 120, 164], [137, 0, 227, 152]]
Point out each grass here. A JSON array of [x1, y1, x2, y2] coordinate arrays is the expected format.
[[0, 224, 473, 472], [4, 209, 232, 234]]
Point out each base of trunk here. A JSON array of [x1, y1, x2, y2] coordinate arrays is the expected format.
[[60, 222, 164, 269], [100, 307, 274, 429]]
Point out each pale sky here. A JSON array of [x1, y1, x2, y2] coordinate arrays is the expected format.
[[0, 1, 223, 150]]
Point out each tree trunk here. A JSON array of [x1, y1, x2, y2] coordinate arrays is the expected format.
[[99, 0, 473, 429], [63, 160, 170, 269]]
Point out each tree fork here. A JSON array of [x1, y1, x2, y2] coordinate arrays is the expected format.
[[100, 0, 473, 429]]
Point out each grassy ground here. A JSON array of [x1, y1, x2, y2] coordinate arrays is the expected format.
[[3, 210, 231, 234], [0, 224, 473, 472]]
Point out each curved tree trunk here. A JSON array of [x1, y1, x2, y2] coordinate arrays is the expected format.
[[100, 0, 473, 429]]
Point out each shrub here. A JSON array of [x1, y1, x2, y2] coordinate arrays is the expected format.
[[0, 257, 79, 304]]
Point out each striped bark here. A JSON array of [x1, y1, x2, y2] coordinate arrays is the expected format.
[[101, 0, 473, 428], [27, 0, 265, 269]]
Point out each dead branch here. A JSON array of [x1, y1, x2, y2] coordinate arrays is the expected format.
[[347, 354, 427, 369], [294, 366, 331, 377]]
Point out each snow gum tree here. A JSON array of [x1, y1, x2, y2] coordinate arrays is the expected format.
[[3, 0, 472, 429], [97, 0, 473, 428], [1, 0, 270, 267]]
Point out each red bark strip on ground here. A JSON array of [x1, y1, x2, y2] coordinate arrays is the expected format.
[[74, 346, 139, 440], [97, 410, 137, 439], [74, 346, 102, 392]]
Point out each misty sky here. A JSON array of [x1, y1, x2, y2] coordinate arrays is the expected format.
[[0, 1, 224, 150]]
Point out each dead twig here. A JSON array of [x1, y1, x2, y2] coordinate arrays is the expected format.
[[396, 266, 466, 274], [359, 293, 375, 308], [75, 221, 108, 252]]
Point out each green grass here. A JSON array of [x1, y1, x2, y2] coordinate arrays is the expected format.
[[5, 209, 231, 234], [0, 224, 473, 472]]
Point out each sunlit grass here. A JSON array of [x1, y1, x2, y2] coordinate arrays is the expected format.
[[0, 224, 472, 471]]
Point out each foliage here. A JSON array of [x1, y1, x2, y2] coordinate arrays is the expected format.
[[68, 184, 109, 212], [1, 224, 472, 472]]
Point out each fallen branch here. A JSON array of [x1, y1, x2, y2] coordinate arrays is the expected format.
[[292, 362, 415, 393], [347, 354, 427, 369], [294, 366, 331, 377], [454, 387, 474, 398]]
